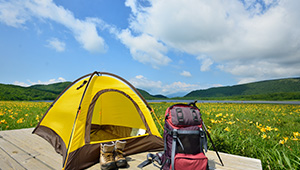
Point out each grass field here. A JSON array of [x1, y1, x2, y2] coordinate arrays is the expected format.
[[1, 101, 299, 169], [149, 102, 300, 170]]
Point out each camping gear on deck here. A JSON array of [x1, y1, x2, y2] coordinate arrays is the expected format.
[[160, 102, 209, 170], [100, 142, 116, 170], [114, 140, 128, 168], [138, 101, 224, 170], [32, 71, 164, 170], [99, 140, 127, 170]]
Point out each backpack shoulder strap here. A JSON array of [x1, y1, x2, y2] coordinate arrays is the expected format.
[[171, 129, 178, 170]]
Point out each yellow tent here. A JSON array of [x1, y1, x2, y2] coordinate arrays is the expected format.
[[33, 72, 163, 170]]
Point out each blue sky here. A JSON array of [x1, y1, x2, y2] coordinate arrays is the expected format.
[[0, 0, 300, 97]]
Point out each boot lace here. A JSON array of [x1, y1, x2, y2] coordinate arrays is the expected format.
[[103, 152, 114, 162], [115, 149, 124, 159]]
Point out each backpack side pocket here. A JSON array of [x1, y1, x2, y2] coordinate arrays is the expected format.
[[172, 152, 208, 170]]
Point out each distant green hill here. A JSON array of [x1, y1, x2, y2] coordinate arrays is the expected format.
[[0, 82, 167, 101], [0, 84, 58, 101], [137, 89, 168, 100], [2, 77, 299, 101], [185, 77, 300, 100], [30, 82, 72, 94]]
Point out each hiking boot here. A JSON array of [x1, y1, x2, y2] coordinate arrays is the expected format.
[[100, 143, 116, 170], [115, 140, 127, 168]]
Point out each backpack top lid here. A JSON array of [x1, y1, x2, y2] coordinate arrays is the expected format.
[[165, 104, 202, 127]]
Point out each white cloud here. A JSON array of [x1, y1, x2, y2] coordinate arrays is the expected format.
[[180, 71, 192, 77], [218, 60, 300, 84], [14, 81, 30, 87], [125, 0, 138, 15], [117, 29, 171, 68], [130, 75, 162, 90], [197, 55, 214, 72], [0, 1, 30, 27], [124, 0, 300, 82], [47, 38, 65, 52], [162, 82, 201, 95], [14, 77, 66, 87], [0, 0, 106, 53], [130, 75, 201, 96]]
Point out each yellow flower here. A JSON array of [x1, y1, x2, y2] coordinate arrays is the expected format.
[[17, 118, 24, 124], [216, 113, 223, 117], [260, 127, 266, 133], [266, 126, 272, 131], [261, 134, 267, 139], [1, 119, 7, 124], [36, 115, 40, 120], [274, 128, 279, 131], [279, 140, 285, 144], [283, 137, 288, 142], [226, 121, 235, 125], [293, 132, 300, 137], [25, 114, 28, 117], [224, 127, 230, 132]]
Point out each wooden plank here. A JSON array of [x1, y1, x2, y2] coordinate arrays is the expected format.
[[88, 150, 262, 170], [206, 151, 262, 170], [0, 128, 262, 170], [0, 131, 55, 170], [0, 128, 61, 169], [88, 151, 262, 170], [0, 144, 26, 170]]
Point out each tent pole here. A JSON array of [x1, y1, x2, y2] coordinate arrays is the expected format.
[[99, 72, 152, 111], [62, 71, 98, 169]]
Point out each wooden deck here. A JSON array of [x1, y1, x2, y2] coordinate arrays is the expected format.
[[0, 128, 262, 170]]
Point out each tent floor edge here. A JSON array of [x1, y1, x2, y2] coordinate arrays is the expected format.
[[32, 125, 66, 157], [64, 135, 163, 170]]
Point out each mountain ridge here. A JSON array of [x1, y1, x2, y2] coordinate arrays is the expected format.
[[185, 77, 300, 100], [1, 77, 300, 101], [0, 82, 167, 101]]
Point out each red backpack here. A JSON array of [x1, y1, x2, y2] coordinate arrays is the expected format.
[[138, 101, 223, 170], [160, 102, 208, 170]]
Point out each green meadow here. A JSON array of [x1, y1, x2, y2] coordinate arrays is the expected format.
[[1, 101, 299, 169], [149, 102, 300, 170]]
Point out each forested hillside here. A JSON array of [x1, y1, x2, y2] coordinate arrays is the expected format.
[[0, 84, 58, 101], [137, 89, 168, 100], [185, 77, 300, 100], [1, 77, 299, 101], [0, 83, 167, 101], [30, 82, 72, 94]]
